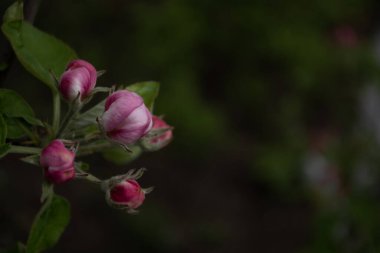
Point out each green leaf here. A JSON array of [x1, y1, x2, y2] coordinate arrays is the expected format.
[[0, 114, 7, 144], [2, 21, 77, 91], [0, 89, 42, 126], [102, 145, 142, 165], [4, 117, 26, 139], [26, 194, 70, 253], [3, 1, 23, 23], [125, 81, 160, 111]]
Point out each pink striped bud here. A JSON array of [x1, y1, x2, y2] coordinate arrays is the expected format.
[[110, 179, 145, 209], [59, 59, 97, 102], [142, 116, 173, 151], [40, 140, 75, 184], [103, 169, 151, 213], [100, 90, 152, 145]]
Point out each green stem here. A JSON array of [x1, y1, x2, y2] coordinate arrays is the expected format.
[[81, 173, 102, 184], [52, 90, 60, 136], [9, 145, 41, 154], [76, 167, 102, 184], [57, 105, 73, 137], [57, 104, 81, 138]]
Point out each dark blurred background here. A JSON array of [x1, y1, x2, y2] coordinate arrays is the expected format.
[[2, 0, 380, 252]]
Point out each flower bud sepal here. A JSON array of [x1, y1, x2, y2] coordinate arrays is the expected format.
[[140, 126, 173, 151], [101, 168, 153, 213], [140, 116, 173, 152]]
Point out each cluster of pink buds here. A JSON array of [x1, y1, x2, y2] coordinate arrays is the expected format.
[[0, 2, 178, 251], [37, 59, 173, 212]]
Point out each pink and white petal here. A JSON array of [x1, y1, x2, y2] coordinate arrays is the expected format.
[[59, 67, 91, 100], [40, 140, 75, 168], [104, 90, 143, 111], [67, 59, 97, 89], [102, 97, 143, 132]]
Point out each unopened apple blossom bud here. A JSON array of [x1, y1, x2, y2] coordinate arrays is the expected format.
[[40, 140, 75, 184], [110, 179, 145, 209], [141, 116, 173, 151], [100, 90, 152, 145], [102, 169, 152, 213], [59, 59, 97, 102]]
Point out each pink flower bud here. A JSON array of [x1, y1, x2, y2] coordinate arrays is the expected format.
[[109, 179, 145, 209], [142, 116, 173, 151], [40, 140, 75, 184], [102, 169, 151, 212], [100, 90, 153, 145], [59, 59, 97, 101]]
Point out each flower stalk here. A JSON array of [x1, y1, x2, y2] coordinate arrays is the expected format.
[[52, 90, 60, 136], [9, 145, 42, 154]]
